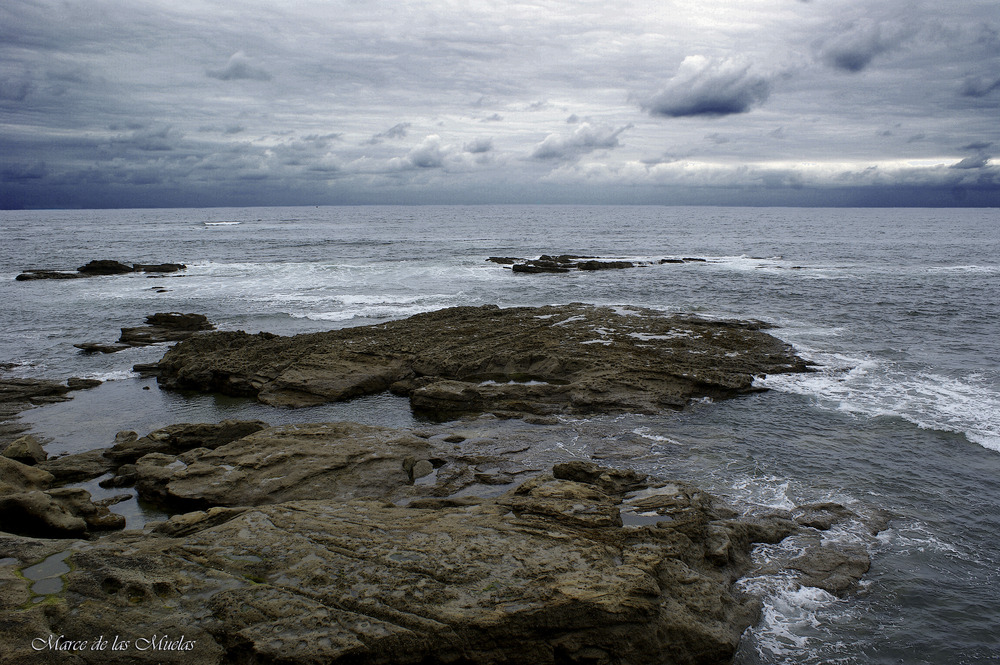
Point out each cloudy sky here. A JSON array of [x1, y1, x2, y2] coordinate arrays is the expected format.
[[2, 0, 998, 208]]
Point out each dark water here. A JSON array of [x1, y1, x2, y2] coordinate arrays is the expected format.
[[1, 205, 998, 663]]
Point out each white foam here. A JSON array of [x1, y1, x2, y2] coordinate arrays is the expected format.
[[757, 352, 1000, 454], [631, 427, 682, 445]]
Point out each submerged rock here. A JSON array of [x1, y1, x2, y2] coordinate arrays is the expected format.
[[151, 303, 810, 417]]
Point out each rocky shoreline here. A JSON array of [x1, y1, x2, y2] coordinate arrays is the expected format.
[[0, 304, 883, 665]]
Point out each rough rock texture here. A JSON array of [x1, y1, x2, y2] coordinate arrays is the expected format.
[[129, 422, 435, 509], [0, 462, 795, 665], [2, 435, 47, 465], [0, 457, 124, 538], [150, 304, 810, 417]]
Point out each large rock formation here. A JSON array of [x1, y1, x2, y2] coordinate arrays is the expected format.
[[148, 304, 810, 417], [0, 458, 798, 665]]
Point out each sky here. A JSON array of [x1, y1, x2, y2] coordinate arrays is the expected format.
[[1, 0, 999, 208]]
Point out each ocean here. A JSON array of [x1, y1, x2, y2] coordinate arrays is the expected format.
[[1, 205, 998, 663]]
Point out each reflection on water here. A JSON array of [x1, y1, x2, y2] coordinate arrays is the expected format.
[[22, 376, 420, 456]]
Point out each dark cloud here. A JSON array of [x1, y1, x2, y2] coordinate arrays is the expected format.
[[531, 123, 632, 161], [961, 141, 993, 151], [463, 137, 493, 154], [1, 161, 48, 182], [960, 75, 1000, 97], [481, 113, 503, 122], [817, 21, 907, 72], [206, 51, 272, 81], [952, 155, 990, 169], [398, 135, 446, 168], [643, 56, 771, 118]]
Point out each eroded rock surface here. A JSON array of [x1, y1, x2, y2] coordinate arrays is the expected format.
[[1, 462, 795, 665], [150, 304, 810, 417]]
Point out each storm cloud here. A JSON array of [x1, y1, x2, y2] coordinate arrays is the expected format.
[[817, 21, 908, 72], [1, 0, 998, 208], [643, 56, 772, 118]]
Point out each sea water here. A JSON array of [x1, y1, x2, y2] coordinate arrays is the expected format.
[[1, 205, 998, 663]]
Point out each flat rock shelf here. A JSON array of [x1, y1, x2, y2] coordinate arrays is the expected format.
[[146, 303, 812, 418]]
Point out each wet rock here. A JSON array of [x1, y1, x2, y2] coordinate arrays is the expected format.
[[134, 262, 186, 273], [15, 260, 187, 282], [76, 259, 134, 275], [14, 270, 84, 280], [553, 460, 648, 495], [37, 450, 116, 484], [153, 303, 810, 418], [0, 455, 54, 494], [793, 502, 858, 531], [0, 378, 71, 404], [118, 312, 215, 346], [577, 260, 634, 270], [66, 377, 102, 391], [73, 342, 131, 354], [2, 435, 47, 465], [787, 545, 872, 596], [104, 420, 268, 465]]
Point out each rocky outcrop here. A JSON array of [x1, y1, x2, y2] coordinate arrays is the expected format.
[[118, 312, 214, 345], [148, 303, 810, 417], [76, 312, 215, 353], [0, 458, 799, 665], [489, 255, 710, 273], [0, 456, 124, 538], [0, 412, 884, 665], [15, 260, 186, 281], [2, 435, 47, 465]]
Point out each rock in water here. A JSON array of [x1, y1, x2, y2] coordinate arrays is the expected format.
[[76, 259, 134, 275], [152, 303, 811, 416]]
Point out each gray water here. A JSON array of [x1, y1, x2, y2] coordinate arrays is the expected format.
[[1, 205, 998, 662]]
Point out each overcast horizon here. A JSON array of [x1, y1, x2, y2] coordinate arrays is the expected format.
[[2, 0, 999, 209]]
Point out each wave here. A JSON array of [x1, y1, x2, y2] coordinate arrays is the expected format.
[[756, 351, 1000, 453]]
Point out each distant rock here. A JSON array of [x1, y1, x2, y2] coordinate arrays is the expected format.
[[493, 254, 708, 273], [14, 270, 84, 281], [118, 312, 214, 346], [77, 312, 215, 352], [73, 342, 131, 354], [15, 260, 186, 281], [76, 259, 134, 275], [133, 262, 186, 273], [151, 303, 811, 417]]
